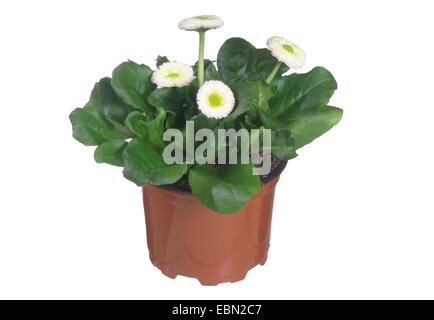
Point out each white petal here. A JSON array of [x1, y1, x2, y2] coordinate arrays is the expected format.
[[267, 36, 306, 69], [151, 62, 195, 88], [178, 15, 224, 31], [197, 80, 235, 119]]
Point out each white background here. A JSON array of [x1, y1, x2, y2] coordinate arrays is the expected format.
[[1, 0, 433, 299]]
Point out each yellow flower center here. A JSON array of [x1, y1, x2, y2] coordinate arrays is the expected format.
[[167, 73, 179, 78], [282, 44, 295, 54], [196, 15, 211, 20], [208, 93, 223, 107]]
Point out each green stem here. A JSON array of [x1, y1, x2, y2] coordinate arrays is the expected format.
[[265, 61, 282, 84], [198, 30, 205, 86]]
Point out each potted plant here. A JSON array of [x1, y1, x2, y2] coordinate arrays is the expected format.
[[69, 15, 342, 285]]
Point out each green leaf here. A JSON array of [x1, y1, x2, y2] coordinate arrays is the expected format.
[[217, 38, 287, 85], [258, 109, 285, 129], [89, 77, 131, 123], [94, 140, 128, 167], [177, 79, 199, 120], [287, 105, 343, 149], [189, 163, 261, 214], [247, 80, 274, 112], [122, 138, 188, 186], [190, 113, 220, 131], [217, 38, 255, 84], [69, 106, 126, 146], [124, 108, 167, 150], [177, 78, 199, 100], [156, 55, 169, 67], [165, 110, 182, 129], [111, 61, 155, 113], [147, 87, 186, 113], [223, 81, 251, 128], [125, 111, 147, 137], [270, 129, 298, 160], [193, 59, 218, 81], [269, 67, 338, 122], [148, 87, 191, 129], [258, 110, 297, 160], [184, 105, 197, 120], [247, 48, 289, 82], [243, 114, 259, 129], [223, 80, 273, 128], [142, 107, 166, 150]]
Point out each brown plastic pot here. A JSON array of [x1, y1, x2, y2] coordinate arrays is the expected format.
[[142, 161, 287, 285]]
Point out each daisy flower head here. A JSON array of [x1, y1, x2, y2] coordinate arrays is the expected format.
[[178, 15, 224, 31], [267, 36, 306, 69], [151, 62, 195, 88], [197, 80, 235, 119]]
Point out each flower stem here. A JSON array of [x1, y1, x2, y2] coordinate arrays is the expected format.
[[265, 62, 282, 84], [198, 30, 205, 86]]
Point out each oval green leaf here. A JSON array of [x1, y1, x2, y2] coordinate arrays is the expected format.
[[111, 61, 155, 113], [189, 163, 261, 214], [94, 140, 128, 167], [90, 77, 131, 123], [287, 105, 343, 149], [217, 37, 288, 85], [122, 138, 187, 186], [69, 106, 126, 146], [269, 67, 338, 122]]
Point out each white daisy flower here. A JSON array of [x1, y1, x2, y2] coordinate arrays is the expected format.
[[267, 36, 306, 69], [178, 15, 224, 31], [151, 62, 195, 88], [197, 80, 235, 119]]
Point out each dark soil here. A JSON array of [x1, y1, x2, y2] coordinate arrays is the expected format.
[[258, 155, 281, 184], [173, 173, 191, 192], [172, 155, 282, 192]]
